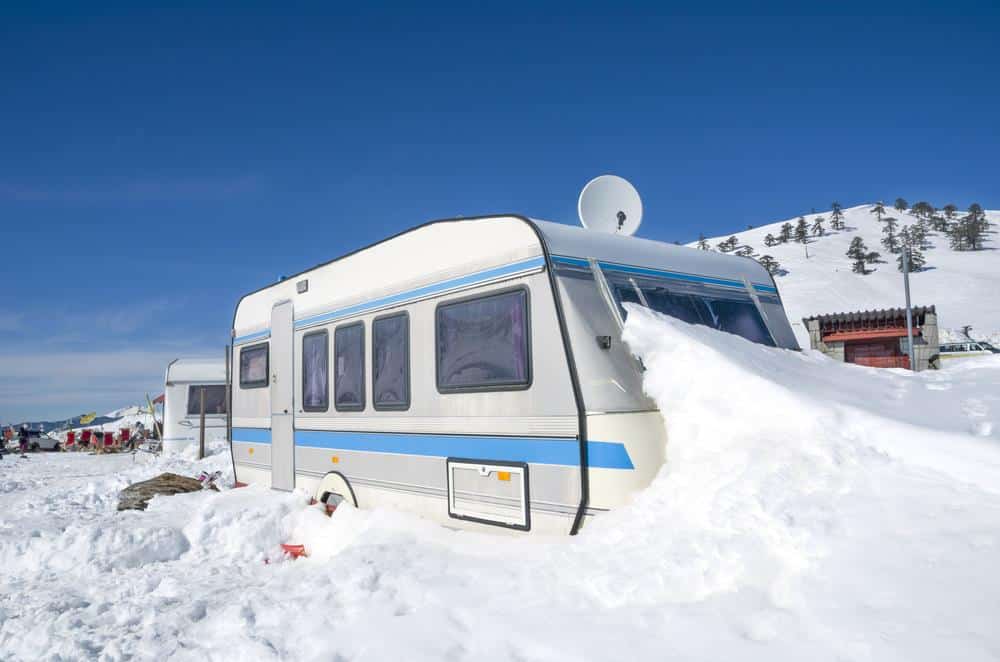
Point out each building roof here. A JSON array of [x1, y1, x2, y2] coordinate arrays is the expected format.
[[803, 306, 936, 327]]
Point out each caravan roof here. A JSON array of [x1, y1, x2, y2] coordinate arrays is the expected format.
[[165, 358, 226, 385]]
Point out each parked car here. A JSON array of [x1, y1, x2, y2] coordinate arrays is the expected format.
[[939, 341, 1000, 361]]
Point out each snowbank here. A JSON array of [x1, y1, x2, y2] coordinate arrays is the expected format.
[[2, 311, 999, 660]]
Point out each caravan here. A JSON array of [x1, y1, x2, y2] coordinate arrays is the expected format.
[[163, 358, 228, 455], [229, 197, 799, 535]]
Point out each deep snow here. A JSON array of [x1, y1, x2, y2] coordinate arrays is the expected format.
[[2, 309, 999, 661], [695, 204, 1000, 347]]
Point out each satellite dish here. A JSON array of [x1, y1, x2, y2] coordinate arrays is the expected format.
[[577, 175, 643, 236]]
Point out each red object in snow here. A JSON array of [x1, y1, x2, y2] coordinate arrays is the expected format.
[[81, 429, 92, 443], [280, 544, 307, 559], [104, 431, 114, 446], [120, 428, 131, 442], [66, 431, 76, 446]]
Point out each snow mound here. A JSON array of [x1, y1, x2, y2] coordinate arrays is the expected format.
[[3, 312, 1000, 660]]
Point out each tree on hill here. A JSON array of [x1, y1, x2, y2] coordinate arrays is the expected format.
[[881, 216, 900, 253], [717, 235, 739, 253], [911, 201, 935, 219], [763, 233, 777, 247], [735, 245, 754, 258], [909, 222, 932, 251], [697, 234, 710, 250], [942, 204, 958, 220], [847, 237, 880, 274], [870, 201, 886, 222], [830, 202, 846, 230], [811, 215, 826, 236], [947, 205, 989, 250], [896, 227, 927, 272], [778, 222, 794, 243], [758, 255, 781, 275], [894, 198, 908, 213], [794, 216, 809, 243]]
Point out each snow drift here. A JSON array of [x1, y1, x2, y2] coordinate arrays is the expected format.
[[2, 310, 1000, 661]]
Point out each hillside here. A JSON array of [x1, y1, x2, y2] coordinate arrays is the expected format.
[[695, 203, 1000, 348]]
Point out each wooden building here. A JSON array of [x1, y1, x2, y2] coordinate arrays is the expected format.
[[803, 306, 939, 371]]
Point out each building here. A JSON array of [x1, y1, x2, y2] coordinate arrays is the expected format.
[[803, 306, 939, 371]]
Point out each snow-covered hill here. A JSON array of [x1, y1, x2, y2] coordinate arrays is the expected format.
[[694, 204, 1000, 347]]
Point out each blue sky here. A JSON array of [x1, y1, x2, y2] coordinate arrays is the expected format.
[[1, 2, 998, 421]]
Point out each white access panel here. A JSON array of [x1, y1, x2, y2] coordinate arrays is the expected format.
[[270, 300, 295, 491], [447, 459, 530, 531]]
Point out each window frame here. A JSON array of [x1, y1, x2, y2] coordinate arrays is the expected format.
[[301, 329, 330, 413], [186, 384, 228, 416], [334, 321, 366, 412], [372, 311, 411, 411], [239, 342, 269, 389], [434, 286, 533, 394]]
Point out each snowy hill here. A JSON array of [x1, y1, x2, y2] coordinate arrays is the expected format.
[[694, 203, 1000, 347]]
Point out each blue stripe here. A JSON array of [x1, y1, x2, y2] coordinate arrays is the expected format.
[[234, 428, 633, 470], [294, 256, 545, 330], [551, 254, 777, 295], [232, 427, 271, 443], [233, 330, 270, 346]]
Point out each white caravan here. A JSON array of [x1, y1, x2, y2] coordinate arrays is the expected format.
[[163, 358, 228, 455], [228, 214, 799, 535]]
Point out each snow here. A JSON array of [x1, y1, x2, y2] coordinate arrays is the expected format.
[[3, 310, 1000, 660], [694, 204, 1000, 347]]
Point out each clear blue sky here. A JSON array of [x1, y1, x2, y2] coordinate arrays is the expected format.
[[2, 1, 998, 421]]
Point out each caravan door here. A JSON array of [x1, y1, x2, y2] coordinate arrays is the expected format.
[[270, 300, 295, 490]]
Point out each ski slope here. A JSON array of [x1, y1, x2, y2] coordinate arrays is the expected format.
[[2, 309, 999, 660], [695, 204, 1000, 347]]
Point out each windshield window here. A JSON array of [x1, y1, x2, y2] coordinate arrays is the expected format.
[[605, 270, 775, 346]]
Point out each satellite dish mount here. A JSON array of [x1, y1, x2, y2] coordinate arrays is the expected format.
[[577, 175, 643, 236]]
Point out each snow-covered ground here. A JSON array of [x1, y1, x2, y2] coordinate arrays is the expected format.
[[2, 310, 1000, 661], [695, 204, 1000, 347]]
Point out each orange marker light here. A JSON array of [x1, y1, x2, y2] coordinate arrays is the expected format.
[[331, 455, 339, 464], [248, 447, 254, 456], [497, 471, 511, 481]]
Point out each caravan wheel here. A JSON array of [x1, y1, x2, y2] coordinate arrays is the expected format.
[[314, 471, 358, 512]]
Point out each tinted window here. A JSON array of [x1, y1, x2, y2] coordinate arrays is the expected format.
[[187, 385, 227, 415], [607, 271, 775, 347], [239, 343, 268, 388], [302, 331, 329, 412], [373, 314, 409, 409], [437, 289, 530, 391], [334, 323, 365, 411]]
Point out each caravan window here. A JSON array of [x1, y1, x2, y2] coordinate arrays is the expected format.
[[239, 343, 269, 389], [373, 313, 409, 410], [334, 322, 365, 411], [186, 385, 227, 415], [302, 330, 329, 412], [436, 289, 530, 391], [605, 271, 775, 346]]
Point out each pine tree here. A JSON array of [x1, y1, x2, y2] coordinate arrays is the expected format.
[[717, 235, 739, 253], [811, 215, 825, 236], [847, 236, 880, 274], [894, 198, 908, 213], [896, 227, 926, 272], [763, 233, 777, 247], [779, 222, 793, 243], [697, 234, 710, 250], [758, 255, 781, 275], [870, 201, 886, 222], [881, 216, 900, 253], [735, 245, 754, 257], [794, 216, 809, 243], [942, 204, 958, 220], [830, 202, 845, 230]]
